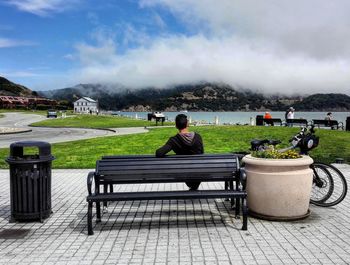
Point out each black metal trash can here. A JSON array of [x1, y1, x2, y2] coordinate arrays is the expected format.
[[256, 115, 264, 126], [6, 141, 55, 222], [346, 116, 350, 131]]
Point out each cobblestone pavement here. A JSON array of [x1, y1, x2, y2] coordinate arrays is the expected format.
[[0, 165, 349, 265]]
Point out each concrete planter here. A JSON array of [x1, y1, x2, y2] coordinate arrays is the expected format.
[[242, 154, 314, 220]]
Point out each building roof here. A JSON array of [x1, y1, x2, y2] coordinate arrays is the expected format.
[[75, 97, 97, 103]]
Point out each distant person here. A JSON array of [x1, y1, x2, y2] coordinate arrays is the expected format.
[[286, 107, 295, 127], [156, 114, 204, 190], [325, 112, 333, 121], [264, 112, 272, 119], [263, 112, 274, 126], [325, 112, 333, 127]]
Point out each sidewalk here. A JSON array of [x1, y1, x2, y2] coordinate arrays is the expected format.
[[0, 165, 350, 265]]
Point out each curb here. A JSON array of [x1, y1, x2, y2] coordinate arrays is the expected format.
[[29, 125, 117, 133], [0, 129, 32, 135]]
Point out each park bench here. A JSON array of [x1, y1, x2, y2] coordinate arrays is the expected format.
[[263, 118, 283, 126], [86, 154, 248, 235], [286, 118, 308, 127], [312, 119, 344, 130]]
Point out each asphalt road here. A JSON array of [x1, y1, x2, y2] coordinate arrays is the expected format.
[[0, 112, 120, 148]]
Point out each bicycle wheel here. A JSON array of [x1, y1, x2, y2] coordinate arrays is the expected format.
[[311, 162, 348, 207], [310, 163, 334, 205]]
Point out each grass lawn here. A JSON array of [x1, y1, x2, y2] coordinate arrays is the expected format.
[[0, 125, 348, 168], [31, 114, 173, 128]]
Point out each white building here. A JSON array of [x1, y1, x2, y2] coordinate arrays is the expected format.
[[73, 97, 98, 113]]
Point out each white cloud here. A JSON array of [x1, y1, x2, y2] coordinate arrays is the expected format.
[[0, 37, 35, 47], [74, 34, 350, 95], [140, 0, 350, 59], [5, 0, 80, 16], [68, 0, 350, 95]]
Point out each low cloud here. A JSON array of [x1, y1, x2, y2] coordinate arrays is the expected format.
[[5, 0, 80, 16], [74, 34, 350, 95], [0, 37, 36, 48], [70, 0, 350, 95]]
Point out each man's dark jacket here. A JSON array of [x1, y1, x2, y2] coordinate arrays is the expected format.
[[155, 132, 204, 157], [155, 132, 204, 190]]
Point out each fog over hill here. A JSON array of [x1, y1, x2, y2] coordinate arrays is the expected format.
[[39, 82, 350, 112], [1, 75, 349, 112]]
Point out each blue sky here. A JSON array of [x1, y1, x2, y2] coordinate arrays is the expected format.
[[1, 0, 350, 95]]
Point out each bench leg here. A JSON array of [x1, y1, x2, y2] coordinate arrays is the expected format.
[[88, 201, 94, 235], [224, 181, 230, 201], [230, 180, 236, 209], [103, 184, 108, 208], [235, 198, 240, 217], [241, 198, 248, 231], [96, 202, 101, 223]]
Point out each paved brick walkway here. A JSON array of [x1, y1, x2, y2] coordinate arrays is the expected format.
[[0, 165, 350, 265]]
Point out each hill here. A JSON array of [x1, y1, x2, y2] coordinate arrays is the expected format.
[[294, 93, 350, 111], [37, 82, 350, 112], [0, 76, 37, 97]]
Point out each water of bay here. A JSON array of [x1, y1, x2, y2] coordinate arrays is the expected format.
[[120, 111, 350, 125]]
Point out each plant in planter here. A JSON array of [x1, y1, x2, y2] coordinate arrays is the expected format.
[[252, 149, 301, 159], [243, 148, 314, 221]]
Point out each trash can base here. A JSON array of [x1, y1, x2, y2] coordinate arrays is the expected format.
[[11, 210, 52, 222]]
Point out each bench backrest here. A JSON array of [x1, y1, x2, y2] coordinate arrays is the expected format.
[[96, 154, 239, 183], [286, 119, 308, 125], [263, 118, 282, 125], [313, 119, 338, 126]]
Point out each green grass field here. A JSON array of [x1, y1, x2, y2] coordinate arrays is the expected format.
[[31, 114, 173, 128], [0, 125, 348, 168]]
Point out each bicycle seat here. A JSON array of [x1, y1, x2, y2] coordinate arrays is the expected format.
[[268, 140, 281, 146], [250, 139, 269, 151]]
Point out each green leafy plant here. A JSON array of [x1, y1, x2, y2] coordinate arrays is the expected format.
[[252, 149, 302, 159]]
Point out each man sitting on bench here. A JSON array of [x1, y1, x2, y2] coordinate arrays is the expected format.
[[156, 114, 204, 190]]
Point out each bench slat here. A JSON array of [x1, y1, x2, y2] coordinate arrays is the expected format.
[[99, 167, 235, 176], [98, 163, 235, 172], [101, 174, 233, 182], [102, 154, 235, 159], [87, 190, 246, 202], [98, 158, 236, 165]]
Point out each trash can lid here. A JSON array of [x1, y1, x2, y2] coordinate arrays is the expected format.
[[9, 141, 52, 158]]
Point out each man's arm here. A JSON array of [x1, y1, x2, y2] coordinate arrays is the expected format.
[[155, 138, 173, 157], [197, 134, 204, 153]]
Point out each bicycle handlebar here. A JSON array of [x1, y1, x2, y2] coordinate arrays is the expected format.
[[251, 125, 319, 154]]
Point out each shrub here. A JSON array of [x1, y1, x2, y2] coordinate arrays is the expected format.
[[252, 149, 302, 159]]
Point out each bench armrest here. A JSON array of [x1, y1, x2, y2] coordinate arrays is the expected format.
[[238, 168, 247, 190], [87, 171, 95, 195]]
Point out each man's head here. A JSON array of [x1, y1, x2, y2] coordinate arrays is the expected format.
[[175, 114, 188, 130]]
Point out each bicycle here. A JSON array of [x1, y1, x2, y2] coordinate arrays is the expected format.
[[249, 125, 348, 207]]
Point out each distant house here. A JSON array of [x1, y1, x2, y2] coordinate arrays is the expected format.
[[73, 97, 98, 113]]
